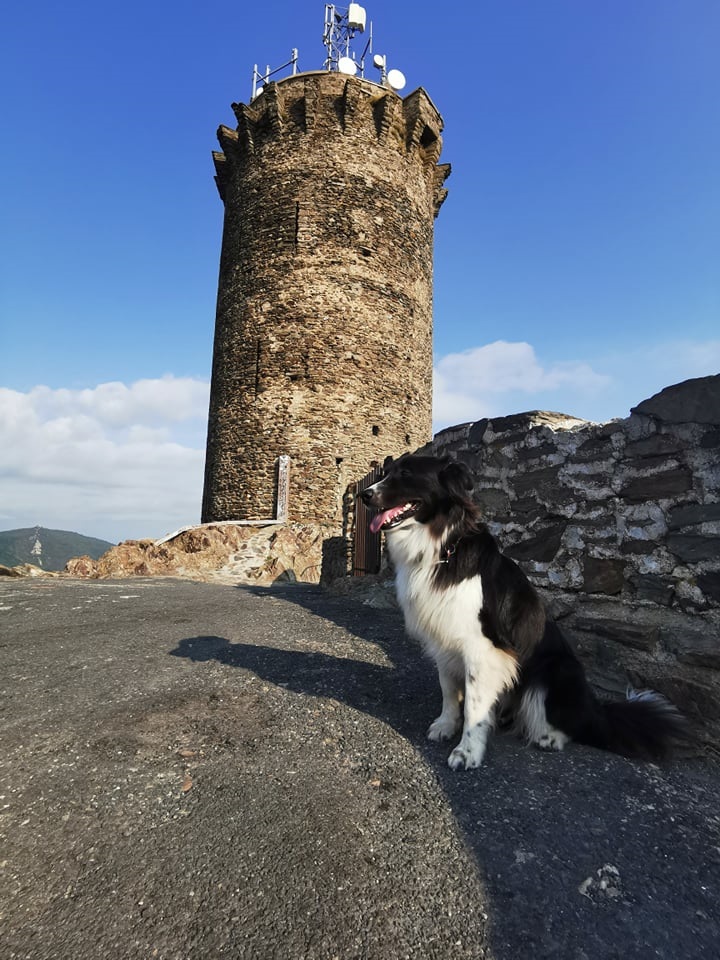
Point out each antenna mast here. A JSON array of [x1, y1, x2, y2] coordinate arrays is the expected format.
[[249, 4, 407, 97], [251, 49, 299, 101], [323, 3, 373, 76]]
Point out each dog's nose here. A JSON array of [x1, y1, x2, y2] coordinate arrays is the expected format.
[[358, 487, 374, 505]]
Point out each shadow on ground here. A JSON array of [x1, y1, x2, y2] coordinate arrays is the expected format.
[[170, 583, 720, 960]]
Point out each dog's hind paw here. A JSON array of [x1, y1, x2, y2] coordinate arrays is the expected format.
[[427, 715, 462, 742], [536, 729, 570, 751]]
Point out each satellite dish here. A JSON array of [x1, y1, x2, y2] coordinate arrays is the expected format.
[[387, 69, 406, 91], [373, 53, 386, 69], [255, 84, 264, 97], [338, 56, 358, 76]]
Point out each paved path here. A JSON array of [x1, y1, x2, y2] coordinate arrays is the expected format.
[[1, 577, 719, 959]]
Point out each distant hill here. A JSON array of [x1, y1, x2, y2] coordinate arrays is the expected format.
[[0, 527, 115, 571]]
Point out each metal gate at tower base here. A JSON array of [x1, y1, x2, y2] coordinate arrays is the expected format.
[[352, 465, 383, 576]]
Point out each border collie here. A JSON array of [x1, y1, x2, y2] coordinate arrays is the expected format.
[[359, 454, 687, 771]]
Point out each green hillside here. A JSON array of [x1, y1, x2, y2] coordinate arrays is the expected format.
[[0, 527, 115, 571]]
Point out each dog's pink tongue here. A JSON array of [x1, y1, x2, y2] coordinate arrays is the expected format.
[[370, 508, 399, 535]]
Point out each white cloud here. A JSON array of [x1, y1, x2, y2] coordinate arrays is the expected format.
[[433, 341, 610, 430], [0, 378, 210, 543], [433, 337, 720, 432], [28, 376, 210, 428]]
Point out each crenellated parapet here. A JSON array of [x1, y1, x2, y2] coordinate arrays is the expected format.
[[213, 71, 449, 214]]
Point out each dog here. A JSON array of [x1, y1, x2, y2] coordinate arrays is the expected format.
[[359, 453, 687, 771]]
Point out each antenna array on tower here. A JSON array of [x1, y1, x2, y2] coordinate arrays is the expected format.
[[322, 3, 373, 77], [249, 3, 407, 100]]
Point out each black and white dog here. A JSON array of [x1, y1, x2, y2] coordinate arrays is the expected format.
[[360, 454, 687, 771]]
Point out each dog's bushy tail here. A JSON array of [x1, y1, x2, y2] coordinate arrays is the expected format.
[[586, 688, 689, 761], [529, 622, 691, 760]]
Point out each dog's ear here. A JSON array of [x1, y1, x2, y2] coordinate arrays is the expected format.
[[382, 455, 394, 471], [439, 459, 474, 498]]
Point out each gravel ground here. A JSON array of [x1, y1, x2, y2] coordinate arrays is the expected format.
[[1, 577, 718, 960]]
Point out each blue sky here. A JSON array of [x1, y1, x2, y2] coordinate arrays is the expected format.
[[1, 1, 718, 542]]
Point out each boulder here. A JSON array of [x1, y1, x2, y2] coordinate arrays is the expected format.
[[632, 375, 720, 425]]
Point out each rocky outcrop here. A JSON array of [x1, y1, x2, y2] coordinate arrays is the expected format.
[[64, 522, 336, 586], [0, 563, 54, 578]]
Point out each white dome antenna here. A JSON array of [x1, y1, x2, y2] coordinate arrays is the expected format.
[[386, 68, 406, 92], [338, 56, 358, 76], [372, 51, 407, 92]]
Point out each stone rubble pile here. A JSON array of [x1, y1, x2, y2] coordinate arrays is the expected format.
[[62, 522, 335, 586]]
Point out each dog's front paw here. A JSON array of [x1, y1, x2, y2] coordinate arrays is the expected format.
[[427, 715, 461, 742], [447, 743, 485, 771]]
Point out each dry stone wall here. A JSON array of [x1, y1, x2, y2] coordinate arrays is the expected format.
[[430, 376, 720, 741]]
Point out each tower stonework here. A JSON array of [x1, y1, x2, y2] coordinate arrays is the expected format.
[[202, 70, 449, 527]]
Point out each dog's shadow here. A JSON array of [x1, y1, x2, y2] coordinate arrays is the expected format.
[[172, 585, 433, 741]]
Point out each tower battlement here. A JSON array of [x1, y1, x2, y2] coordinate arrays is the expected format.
[[213, 72, 449, 212]]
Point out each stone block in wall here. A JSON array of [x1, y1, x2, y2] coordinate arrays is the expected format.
[[667, 503, 720, 530], [667, 534, 720, 563], [467, 419, 489, 445], [623, 434, 688, 458], [433, 422, 472, 448], [665, 624, 720, 670], [700, 428, 720, 448], [575, 518, 618, 541], [513, 465, 562, 497], [623, 454, 684, 473], [562, 472, 616, 501], [474, 487, 510, 516], [485, 412, 544, 438], [582, 557, 626, 595], [697, 572, 720, 604], [619, 467, 693, 502], [563, 633, 629, 698], [569, 435, 615, 462], [505, 521, 567, 563], [656, 676, 720, 724], [620, 539, 659, 556], [487, 411, 586, 437], [515, 442, 559, 462], [629, 573, 675, 606], [511, 497, 550, 520], [571, 614, 659, 651]]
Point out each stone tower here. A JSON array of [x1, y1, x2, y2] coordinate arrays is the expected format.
[[202, 69, 449, 526]]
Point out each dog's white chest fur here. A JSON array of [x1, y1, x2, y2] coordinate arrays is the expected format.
[[388, 523, 485, 655]]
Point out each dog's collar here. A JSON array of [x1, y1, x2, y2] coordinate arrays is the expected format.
[[438, 537, 462, 564]]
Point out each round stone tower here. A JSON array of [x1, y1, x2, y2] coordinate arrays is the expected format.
[[202, 70, 449, 526]]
